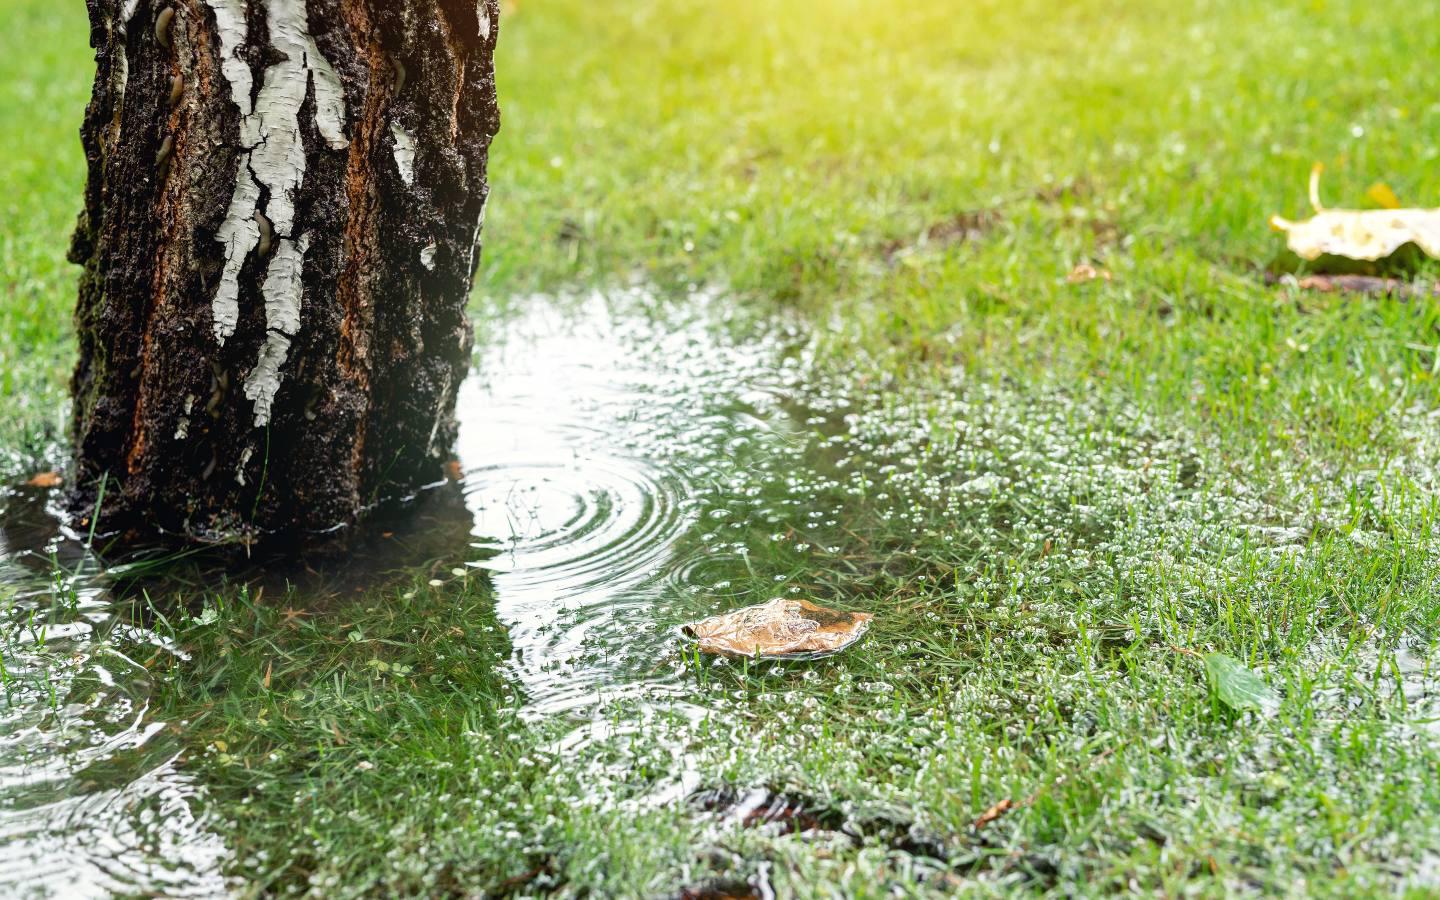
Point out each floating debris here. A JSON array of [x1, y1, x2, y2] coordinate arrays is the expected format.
[[683, 598, 873, 659], [1270, 164, 1440, 263], [972, 797, 1013, 830], [25, 471, 62, 488]]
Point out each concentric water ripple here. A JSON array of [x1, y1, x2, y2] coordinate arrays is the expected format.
[[0, 290, 805, 892], [0, 488, 227, 897], [453, 294, 795, 716], [462, 456, 687, 593], [666, 550, 761, 600]]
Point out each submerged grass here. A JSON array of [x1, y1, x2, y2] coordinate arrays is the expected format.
[[91, 346, 1440, 896], [83, 387, 1437, 896], [4, 0, 1440, 896]]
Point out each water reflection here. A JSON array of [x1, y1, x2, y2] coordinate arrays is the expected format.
[[454, 294, 792, 716], [0, 487, 228, 897], [0, 290, 804, 894]]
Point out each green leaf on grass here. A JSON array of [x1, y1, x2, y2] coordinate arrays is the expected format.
[[1204, 652, 1280, 717]]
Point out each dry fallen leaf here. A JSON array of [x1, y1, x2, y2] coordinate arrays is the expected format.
[[973, 798, 1013, 830], [684, 598, 873, 659], [26, 471, 62, 488], [1066, 263, 1112, 284], [1270, 164, 1440, 262]]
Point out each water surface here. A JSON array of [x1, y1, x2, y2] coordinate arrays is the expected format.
[[454, 294, 798, 715], [0, 290, 807, 894], [4, 289, 1440, 894], [0, 488, 227, 897]]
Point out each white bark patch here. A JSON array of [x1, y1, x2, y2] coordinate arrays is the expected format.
[[243, 334, 292, 428], [259, 235, 308, 335], [211, 167, 260, 342], [390, 122, 416, 186], [175, 393, 196, 439], [206, 0, 259, 345], [477, 4, 492, 40], [108, 1, 135, 150], [207, 0, 253, 122], [425, 370, 453, 454], [119, 0, 143, 34], [242, 233, 310, 426], [465, 197, 487, 276], [304, 35, 349, 151], [420, 242, 437, 271], [110, 53, 129, 152], [206, 0, 350, 426]]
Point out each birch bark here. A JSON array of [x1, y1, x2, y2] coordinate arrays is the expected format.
[[69, 0, 500, 544]]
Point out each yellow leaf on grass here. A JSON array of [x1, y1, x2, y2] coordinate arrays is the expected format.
[[1365, 182, 1402, 210], [1270, 164, 1440, 262]]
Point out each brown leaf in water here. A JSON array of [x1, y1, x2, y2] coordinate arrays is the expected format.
[[1270, 164, 1440, 262], [26, 471, 62, 488], [684, 598, 873, 658]]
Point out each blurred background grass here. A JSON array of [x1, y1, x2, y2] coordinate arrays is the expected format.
[[3, 0, 1440, 463]]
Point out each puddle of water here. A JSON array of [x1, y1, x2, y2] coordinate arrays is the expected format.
[[454, 294, 799, 719], [0, 289, 805, 895], [0, 488, 228, 897], [3, 286, 1437, 894], [1300, 635, 1440, 742]]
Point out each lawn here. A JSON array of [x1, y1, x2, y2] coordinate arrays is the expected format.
[[3, 0, 1440, 896]]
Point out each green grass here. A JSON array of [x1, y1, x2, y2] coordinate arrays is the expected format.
[[5, 0, 1440, 896], [115, 370, 1440, 896]]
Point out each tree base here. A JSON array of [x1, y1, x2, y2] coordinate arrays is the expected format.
[[68, 0, 499, 545]]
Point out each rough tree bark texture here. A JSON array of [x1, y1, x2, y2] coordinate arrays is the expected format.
[[68, 0, 499, 544]]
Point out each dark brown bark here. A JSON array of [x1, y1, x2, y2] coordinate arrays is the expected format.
[[68, 0, 499, 545]]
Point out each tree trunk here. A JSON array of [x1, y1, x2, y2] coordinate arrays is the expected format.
[[67, 0, 499, 545]]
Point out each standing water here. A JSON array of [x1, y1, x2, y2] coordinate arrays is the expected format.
[[0, 290, 813, 894], [0, 288, 1397, 894], [0, 490, 228, 896], [455, 294, 797, 715]]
